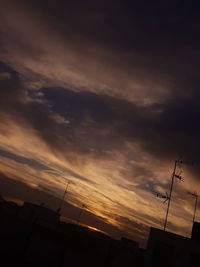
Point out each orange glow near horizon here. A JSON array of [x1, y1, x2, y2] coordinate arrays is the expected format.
[[59, 216, 107, 235], [84, 225, 107, 235], [3, 196, 24, 206]]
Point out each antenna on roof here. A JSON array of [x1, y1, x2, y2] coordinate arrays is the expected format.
[[163, 158, 194, 231], [155, 192, 170, 204], [57, 180, 70, 214], [77, 204, 87, 225], [188, 191, 198, 225]]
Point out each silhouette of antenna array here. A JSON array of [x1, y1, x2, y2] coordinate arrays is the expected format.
[[57, 180, 70, 214], [77, 204, 87, 225], [154, 159, 196, 232], [188, 191, 198, 225], [156, 192, 170, 204]]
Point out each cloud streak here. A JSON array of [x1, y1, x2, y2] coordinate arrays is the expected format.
[[0, 0, 200, 246]]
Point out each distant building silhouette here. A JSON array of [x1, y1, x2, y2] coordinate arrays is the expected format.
[[0, 197, 143, 267], [191, 221, 200, 242], [0, 194, 20, 216], [3, 195, 200, 267], [145, 225, 200, 267], [18, 202, 60, 224]]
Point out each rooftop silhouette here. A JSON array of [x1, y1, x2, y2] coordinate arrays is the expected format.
[[0, 196, 143, 267], [2, 195, 200, 267]]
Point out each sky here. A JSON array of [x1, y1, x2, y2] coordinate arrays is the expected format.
[[0, 0, 200, 246]]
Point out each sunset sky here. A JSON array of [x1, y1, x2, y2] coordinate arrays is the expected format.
[[0, 0, 200, 246]]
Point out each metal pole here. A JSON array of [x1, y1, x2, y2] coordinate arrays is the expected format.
[[164, 160, 177, 231], [57, 181, 70, 214], [193, 196, 198, 224], [77, 204, 85, 225]]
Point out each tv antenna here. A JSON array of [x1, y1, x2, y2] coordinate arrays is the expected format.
[[57, 180, 70, 214], [163, 159, 186, 231], [188, 191, 198, 225], [155, 192, 170, 204], [174, 168, 184, 182], [163, 158, 195, 231], [77, 204, 87, 225]]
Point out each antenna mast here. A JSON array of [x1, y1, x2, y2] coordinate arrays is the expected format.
[[164, 160, 182, 231], [163, 159, 194, 231], [77, 204, 86, 225], [188, 191, 198, 225], [57, 180, 70, 214]]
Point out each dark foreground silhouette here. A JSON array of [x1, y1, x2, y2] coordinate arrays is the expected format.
[[1, 196, 200, 267], [0, 197, 144, 267]]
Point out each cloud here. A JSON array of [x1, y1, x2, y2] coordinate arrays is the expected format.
[[1, 0, 199, 107], [0, 0, 200, 246], [0, 72, 11, 80], [0, 61, 200, 244], [0, 0, 175, 106]]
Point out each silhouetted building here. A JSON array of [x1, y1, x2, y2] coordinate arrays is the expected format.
[[121, 237, 139, 249], [18, 202, 59, 224], [0, 195, 20, 216], [105, 237, 142, 267], [145, 226, 200, 267], [0, 198, 145, 267], [191, 221, 200, 242]]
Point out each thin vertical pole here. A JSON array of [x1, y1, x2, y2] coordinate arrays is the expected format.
[[164, 160, 177, 231], [57, 181, 70, 214], [193, 196, 198, 224], [77, 204, 85, 225]]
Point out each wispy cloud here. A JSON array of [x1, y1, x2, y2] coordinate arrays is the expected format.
[[0, 0, 200, 245]]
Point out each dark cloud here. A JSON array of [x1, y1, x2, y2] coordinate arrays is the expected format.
[[0, 62, 88, 160], [41, 85, 200, 166], [0, 148, 51, 170], [0, 61, 24, 110], [1, 60, 200, 172], [0, 0, 200, 243], [4, 0, 199, 81], [41, 87, 152, 153]]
